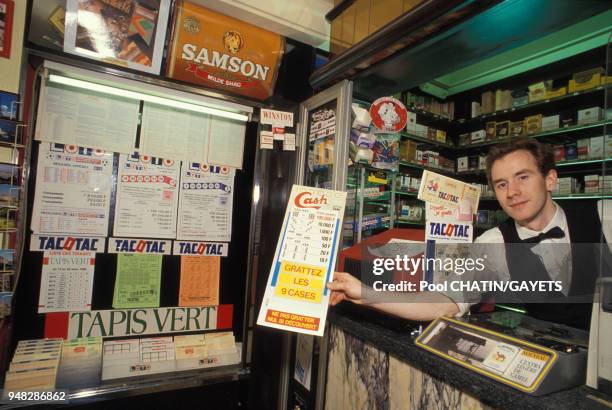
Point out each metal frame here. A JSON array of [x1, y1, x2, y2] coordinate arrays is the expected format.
[[289, 80, 353, 410]]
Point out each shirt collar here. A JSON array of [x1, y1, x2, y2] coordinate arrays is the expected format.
[[514, 202, 568, 240]]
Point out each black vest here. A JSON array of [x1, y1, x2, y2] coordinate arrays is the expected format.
[[497, 201, 603, 330]]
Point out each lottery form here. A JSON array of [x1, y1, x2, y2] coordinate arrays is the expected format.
[[38, 250, 96, 313], [31, 143, 113, 236], [257, 185, 347, 336], [113, 152, 180, 238], [177, 163, 235, 241]]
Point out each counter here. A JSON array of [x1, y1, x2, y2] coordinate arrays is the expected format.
[[324, 308, 612, 410]]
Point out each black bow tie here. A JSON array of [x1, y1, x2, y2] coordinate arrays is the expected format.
[[521, 226, 565, 244]]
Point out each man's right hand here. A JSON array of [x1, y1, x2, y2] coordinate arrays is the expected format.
[[327, 271, 363, 306]]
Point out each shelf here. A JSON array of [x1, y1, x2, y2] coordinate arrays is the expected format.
[[480, 193, 612, 201], [406, 106, 454, 123], [395, 220, 425, 226], [395, 191, 418, 197], [457, 120, 612, 149], [556, 158, 612, 167], [400, 131, 454, 149], [464, 86, 606, 123], [2, 365, 248, 408], [553, 193, 612, 200], [398, 161, 454, 175]]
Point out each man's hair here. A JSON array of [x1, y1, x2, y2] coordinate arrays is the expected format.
[[485, 139, 555, 185]]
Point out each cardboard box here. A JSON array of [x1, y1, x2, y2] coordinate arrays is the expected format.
[[457, 156, 468, 172], [553, 145, 565, 162], [459, 133, 470, 146], [400, 140, 417, 161], [577, 139, 589, 160], [541, 115, 559, 131], [584, 175, 600, 193], [471, 101, 481, 118], [560, 109, 576, 127], [495, 121, 510, 138], [436, 129, 446, 143], [528, 82, 547, 103], [406, 111, 417, 134], [485, 122, 496, 140], [479, 155, 486, 170], [524, 114, 542, 135], [427, 127, 437, 140], [468, 155, 479, 170], [415, 124, 427, 138], [565, 142, 577, 161], [600, 176, 612, 193], [510, 121, 524, 137], [577, 106, 601, 125], [546, 86, 567, 99], [470, 130, 486, 143], [511, 89, 529, 107], [589, 136, 604, 159], [569, 68, 604, 93]]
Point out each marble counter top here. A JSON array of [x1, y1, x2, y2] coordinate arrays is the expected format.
[[328, 307, 611, 410]]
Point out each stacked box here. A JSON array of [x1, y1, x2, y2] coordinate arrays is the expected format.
[[4, 339, 63, 391], [588, 136, 603, 159], [457, 156, 468, 172], [584, 175, 600, 193], [56, 337, 102, 389], [577, 139, 590, 160], [557, 177, 577, 195], [577, 107, 601, 125], [541, 115, 559, 131]]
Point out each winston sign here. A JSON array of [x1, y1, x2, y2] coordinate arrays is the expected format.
[[44, 305, 233, 339]]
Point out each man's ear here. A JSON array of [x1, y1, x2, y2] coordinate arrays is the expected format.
[[545, 169, 558, 192]]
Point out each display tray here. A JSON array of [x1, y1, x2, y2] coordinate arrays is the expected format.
[[1, 364, 247, 408]]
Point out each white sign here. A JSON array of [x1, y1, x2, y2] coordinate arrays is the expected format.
[[260, 131, 274, 150], [38, 250, 95, 313], [177, 163, 234, 241], [62, 305, 231, 339], [31, 143, 113, 236], [31, 235, 106, 253], [261, 109, 294, 127], [36, 83, 139, 154], [172, 241, 228, 256], [425, 218, 473, 243], [140, 102, 210, 163], [113, 152, 180, 238], [257, 185, 347, 336], [108, 238, 172, 255]]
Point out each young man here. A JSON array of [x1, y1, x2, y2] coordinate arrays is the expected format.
[[328, 139, 604, 328]]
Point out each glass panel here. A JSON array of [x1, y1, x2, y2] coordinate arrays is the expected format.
[[305, 100, 337, 189]]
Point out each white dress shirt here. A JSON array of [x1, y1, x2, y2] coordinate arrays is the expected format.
[[453, 202, 572, 316]]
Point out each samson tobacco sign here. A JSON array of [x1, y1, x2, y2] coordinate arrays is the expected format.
[[167, 1, 284, 100]]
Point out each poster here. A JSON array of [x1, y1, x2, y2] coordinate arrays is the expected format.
[[0, 0, 14, 59], [38, 250, 96, 313], [113, 152, 180, 238], [63, 0, 171, 74], [36, 82, 140, 154], [166, 1, 284, 100], [207, 117, 246, 169], [178, 255, 220, 307], [418, 170, 481, 215], [140, 102, 210, 163], [112, 253, 162, 308], [257, 185, 347, 336], [31, 143, 113, 236], [177, 163, 234, 241]]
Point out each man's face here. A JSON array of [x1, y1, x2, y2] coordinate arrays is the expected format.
[[490, 149, 557, 225]]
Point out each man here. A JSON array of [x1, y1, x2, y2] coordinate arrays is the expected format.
[[328, 139, 605, 328]]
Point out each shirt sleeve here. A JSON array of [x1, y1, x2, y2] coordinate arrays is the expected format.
[[446, 227, 507, 317]]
